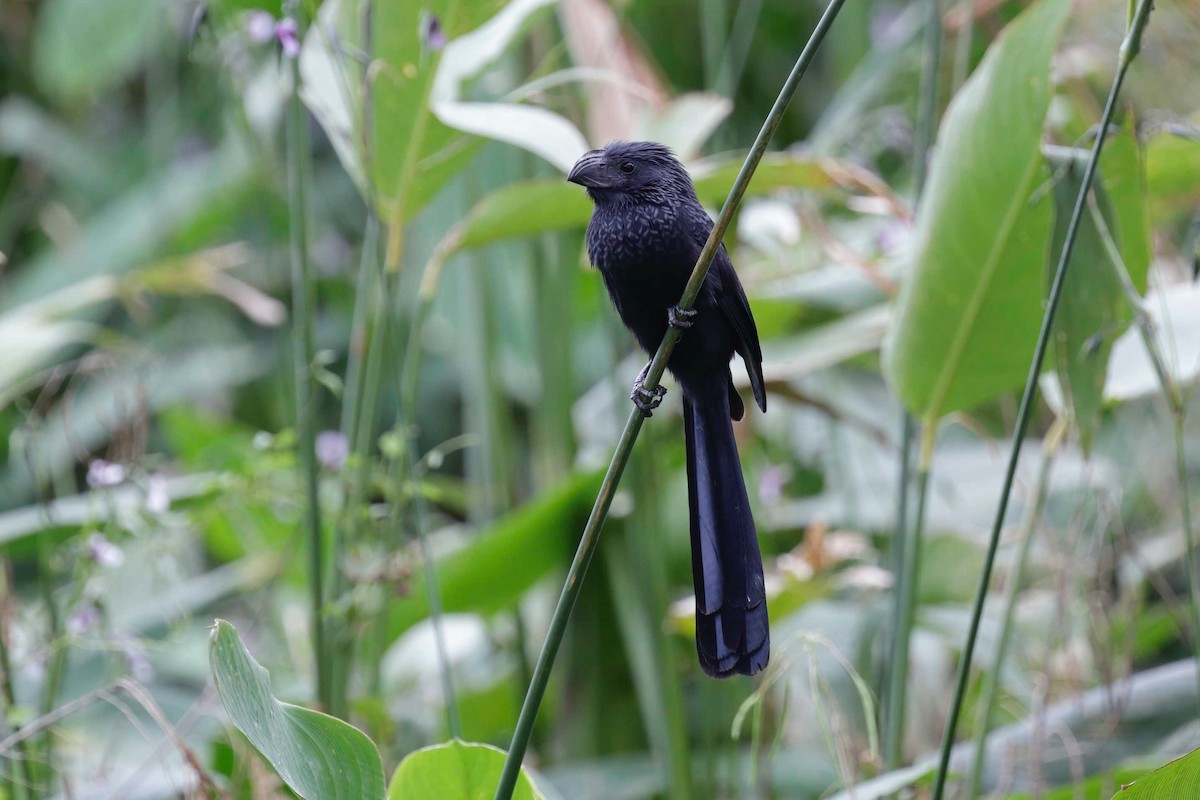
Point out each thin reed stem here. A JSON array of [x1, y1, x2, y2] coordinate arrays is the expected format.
[[930, 4, 1155, 796], [885, 0, 943, 773], [967, 421, 1063, 797], [494, 1, 850, 795], [285, 23, 328, 709]]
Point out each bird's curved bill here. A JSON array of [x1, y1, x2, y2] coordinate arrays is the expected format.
[[567, 150, 610, 188]]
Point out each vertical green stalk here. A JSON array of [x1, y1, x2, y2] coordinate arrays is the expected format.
[[0, 562, 32, 800], [884, 459, 931, 771], [885, 0, 943, 772], [1091, 196, 1200, 696], [930, 4, 1155, 796], [951, 0, 975, 91], [398, 248, 461, 738], [966, 422, 1062, 797], [285, 24, 328, 709], [494, 2, 849, 796]]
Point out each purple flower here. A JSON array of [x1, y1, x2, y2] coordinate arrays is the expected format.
[[68, 604, 101, 636], [315, 430, 349, 471], [244, 10, 301, 58], [245, 9, 276, 43], [275, 17, 301, 58], [420, 11, 446, 51], [87, 533, 125, 569], [86, 459, 126, 489], [115, 634, 154, 682]]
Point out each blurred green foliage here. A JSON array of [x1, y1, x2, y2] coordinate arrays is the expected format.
[[0, 0, 1199, 798]]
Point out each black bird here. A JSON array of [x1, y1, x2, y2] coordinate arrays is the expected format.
[[568, 141, 769, 678]]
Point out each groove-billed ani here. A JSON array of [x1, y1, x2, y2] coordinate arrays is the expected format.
[[568, 141, 769, 678]]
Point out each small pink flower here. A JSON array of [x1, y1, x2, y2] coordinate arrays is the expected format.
[[87, 533, 125, 568], [87, 459, 126, 488], [245, 10, 276, 43], [275, 17, 300, 58], [420, 11, 446, 51], [315, 430, 349, 471]]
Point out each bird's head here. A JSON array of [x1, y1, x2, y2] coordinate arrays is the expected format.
[[567, 141, 695, 206]]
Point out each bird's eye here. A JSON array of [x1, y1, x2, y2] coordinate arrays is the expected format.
[[619, 162, 636, 175]]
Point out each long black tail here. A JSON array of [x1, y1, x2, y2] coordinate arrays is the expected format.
[[684, 391, 769, 678]]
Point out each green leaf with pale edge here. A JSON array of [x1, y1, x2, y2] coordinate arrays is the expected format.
[[1112, 749, 1200, 798], [388, 740, 543, 800], [209, 620, 385, 800], [33, 0, 170, 102], [1101, 132, 1151, 294], [387, 469, 601, 638], [882, 0, 1069, 419], [300, 0, 504, 217], [1044, 148, 1126, 453]]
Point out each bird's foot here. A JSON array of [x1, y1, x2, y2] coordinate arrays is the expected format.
[[668, 305, 697, 330], [631, 362, 667, 417]]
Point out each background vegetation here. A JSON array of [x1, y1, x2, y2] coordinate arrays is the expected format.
[[0, 0, 1198, 797]]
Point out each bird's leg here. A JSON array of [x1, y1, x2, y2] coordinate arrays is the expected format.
[[668, 305, 697, 329], [631, 361, 667, 416]]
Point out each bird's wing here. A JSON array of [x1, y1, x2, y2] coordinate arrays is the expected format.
[[684, 206, 767, 412], [712, 247, 767, 412]]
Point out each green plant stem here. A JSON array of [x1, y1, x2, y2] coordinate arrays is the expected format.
[[0, 562, 33, 800], [967, 421, 1062, 798], [398, 255, 461, 738], [286, 44, 328, 710], [885, 0, 942, 773], [930, 4, 1154, 796], [951, 0, 975, 91], [494, 2, 849, 796], [884, 462, 931, 771], [883, 412, 914, 768], [1089, 194, 1200, 698]]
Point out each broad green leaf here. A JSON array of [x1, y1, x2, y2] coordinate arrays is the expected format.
[[1044, 147, 1126, 453], [370, 0, 504, 216], [1111, 749, 1200, 798], [882, 0, 1069, 420], [457, 180, 592, 249], [210, 620, 386, 800], [431, 0, 585, 174], [388, 740, 543, 800], [387, 470, 602, 637], [300, 0, 504, 218], [33, 0, 171, 102], [1145, 132, 1200, 213], [1100, 132, 1151, 294]]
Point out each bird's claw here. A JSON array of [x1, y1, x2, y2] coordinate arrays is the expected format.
[[631, 362, 667, 416], [668, 305, 697, 330], [631, 382, 667, 416]]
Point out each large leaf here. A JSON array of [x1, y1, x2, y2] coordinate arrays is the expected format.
[[431, 0, 586, 174], [1100, 132, 1151, 294], [387, 469, 601, 637], [882, 0, 1070, 420], [300, 0, 505, 218], [210, 620, 386, 800], [1112, 750, 1200, 798], [1144, 131, 1200, 219], [388, 740, 543, 800], [1043, 147, 1127, 452], [33, 0, 170, 102]]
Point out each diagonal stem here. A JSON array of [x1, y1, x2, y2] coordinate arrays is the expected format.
[[929, 3, 1155, 796], [493, 1, 850, 796]]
